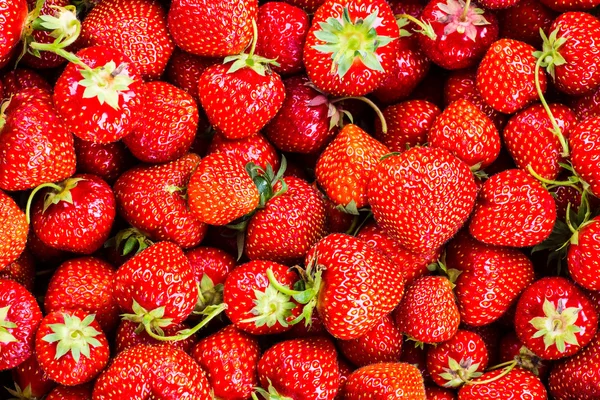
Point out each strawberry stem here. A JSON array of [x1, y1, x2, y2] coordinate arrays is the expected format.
[[461, 0, 472, 20], [25, 181, 64, 224], [526, 165, 581, 190], [394, 14, 436, 40], [468, 361, 516, 385], [142, 303, 227, 342], [331, 96, 388, 133]]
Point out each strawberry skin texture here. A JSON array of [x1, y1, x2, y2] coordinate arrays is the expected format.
[[0, 279, 42, 371], [568, 217, 600, 291], [53, 46, 144, 144], [11, 353, 57, 399], [192, 325, 260, 400], [0, 191, 27, 269], [498, 0, 555, 47], [93, 344, 212, 399], [458, 367, 547, 399], [367, 147, 477, 255], [468, 169, 556, 247], [1, 68, 52, 98], [185, 246, 237, 286], [0, 87, 76, 191], [306, 233, 405, 340], [476, 38, 547, 114], [164, 48, 215, 102], [207, 131, 280, 172], [46, 385, 93, 400], [0, 250, 35, 291], [0, 0, 27, 68], [341, 362, 426, 399], [570, 116, 600, 197], [74, 138, 133, 184], [168, 0, 257, 57]]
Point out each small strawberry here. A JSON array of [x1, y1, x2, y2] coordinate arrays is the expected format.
[[426, 386, 458, 399], [570, 116, 600, 197], [35, 310, 109, 386], [74, 137, 134, 184], [568, 216, 600, 291], [497, 0, 555, 47], [0, 191, 27, 269], [207, 131, 280, 172], [186, 246, 236, 287], [0, 250, 35, 291], [164, 48, 214, 102], [1, 68, 52, 98], [458, 367, 547, 399], [341, 362, 426, 399], [46, 384, 92, 400], [0, 0, 27, 68], [8, 353, 56, 400]]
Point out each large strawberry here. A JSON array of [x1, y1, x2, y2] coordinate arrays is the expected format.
[[0, 191, 27, 269], [0, 0, 27, 67], [569, 116, 600, 197], [341, 362, 426, 399], [303, 0, 400, 96], [458, 367, 547, 399], [367, 146, 477, 255], [0, 87, 76, 192]]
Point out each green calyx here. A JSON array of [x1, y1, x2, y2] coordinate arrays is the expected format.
[[530, 298, 582, 353], [224, 19, 280, 76], [246, 156, 288, 209], [439, 357, 483, 388], [0, 306, 18, 344], [5, 383, 35, 400], [395, 14, 436, 40], [534, 27, 568, 81], [25, 177, 85, 224], [515, 345, 544, 376], [252, 379, 293, 400], [313, 6, 396, 79], [193, 274, 224, 315], [41, 313, 102, 363], [0, 96, 11, 132], [79, 61, 135, 110], [240, 282, 297, 329], [104, 227, 154, 257]]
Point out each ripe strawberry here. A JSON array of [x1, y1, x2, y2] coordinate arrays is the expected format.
[[9, 353, 56, 400], [445, 231, 535, 326], [395, 275, 461, 344], [92, 344, 212, 399], [417, 0, 499, 70], [80, 0, 175, 80], [0, 87, 76, 191], [570, 116, 600, 197], [187, 152, 260, 226], [477, 38, 547, 114], [338, 314, 403, 367], [0, 250, 35, 291], [428, 98, 501, 169], [29, 174, 116, 254], [168, 0, 257, 57], [540, 0, 600, 10], [0, 0, 27, 68], [35, 310, 109, 386], [0, 191, 27, 269], [1, 68, 52, 98], [224, 260, 301, 335], [468, 169, 556, 247], [0, 279, 42, 371], [74, 137, 134, 184], [123, 81, 198, 163], [374, 100, 441, 153], [164, 48, 214, 102], [303, 0, 400, 96], [568, 216, 600, 291], [115, 320, 196, 354], [458, 367, 547, 399], [186, 246, 236, 286], [256, 336, 339, 399], [114, 153, 207, 249], [427, 329, 489, 388], [341, 362, 426, 399], [53, 45, 144, 143], [427, 386, 457, 399], [192, 325, 260, 399], [207, 131, 280, 172], [514, 277, 598, 360], [44, 257, 119, 333], [569, 86, 600, 122], [497, 0, 555, 47], [46, 384, 92, 400], [368, 147, 477, 255]]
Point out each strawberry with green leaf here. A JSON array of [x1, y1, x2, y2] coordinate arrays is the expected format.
[[459, 367, 547, 399]]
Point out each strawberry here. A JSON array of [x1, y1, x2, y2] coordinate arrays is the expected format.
[[445, 231, 535, 326], [303, 0, 400, 96], [0, 0, 27, 68], [164, 48, 214, 102], [374, 100, 441, 153], [284, 0, 326, 12], [207, 131, 280, 172], [1, 68, 52, 98], [115, 320, 196, 354], [223, 260, 301, 335], [568, 216, 600, 290], [497, 0, 556, 47], [0, 279, 42, 371], [569, 86, 600, 122], [92, 344, 212, 399], [0, 250, 35, 291], [168, 0, 257, 57], [80, 0, 175, 80], [35, 310, 109, 386], [428, 98, 501, 169], [468, 169, 557, 247], [514, 276, 598, 360], [426, 386, 457, 399], [476, 38, 547, 114], [187, 152, 260, 226], [256, 336, 339, 399], [114, 153, 207, 249], [458, 367, 547, 399], [0, 191, 27, 269], [186, 246, 236, 287], [338, 314, 403, 367], [395, 275, 461, 344], [341, 362, 426, 399], [367, 147, 477, 255], [502, 103, 577, 180], [539, 0, 600, 10], [8, 353, 56, 400], [29, 174, 116, 254], [52, 45, 144, 143], [74, 137, 134, 184], [426, 329, 489, 388], [416, 0, 499, 70], [123, 81, 198, 163], [44, 257, 119, 333], [192, 325, 260, 399], [0, 87, 76, 192], [46, 384, 92, 400], [498, 331, 550, 378], [570, 116, 600, 197], [316, 124, 390, 209]]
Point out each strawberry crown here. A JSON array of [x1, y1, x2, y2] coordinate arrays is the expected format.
[[224, 19, 280, 77], [41, 312, 103, 363], [0, 306, 18, 344], [439, 356, 483, 388], [529, 298, 582, 353]]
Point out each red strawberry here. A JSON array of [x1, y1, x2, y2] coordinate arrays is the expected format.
[[341, 362, 426, 399], [0, 0, 27, 68], [186, 246, 236, 287], [395, 275, 461, 344], [9, 353, 56, 400], [29, 174, 116, 254], [476, 38, 547, 114], [570, 116, 600, 197], [256, 336, 339, 399], [427, 329, 489, 388], [207, 131, 280, 172], [92, 344, 212, 399], [168, 0, 257, 57], [468, 169, 556, 247], [514, 276, 598, 360], [458, 367, 547, 399], [192, 324, 260, 399], [1, 68, 52, 98], [46, 384, 92, 400], [164, 48, 214, 102], [0, 191, 27, 269], [497, 0, 556, 47], [80, 0, 175, 80], [44, 257, 119, 333], [115, 320, 196, 354], [303, 0, 400, 96], [427, 386, 458, 399], [0, 87, 76, 192], [114, 153, 207, 249], [368, 147, 477, 255], [539, 0, 600, 10], [35, 310, 109, 386], [0, 250, 35, 291], [74, 137, 134, 184], [568, 216, 600, 291], [0, 279, 42, 371], [52, 45, 144, 143]]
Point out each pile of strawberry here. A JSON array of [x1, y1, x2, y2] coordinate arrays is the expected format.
[[2, 0, 600, 398]]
